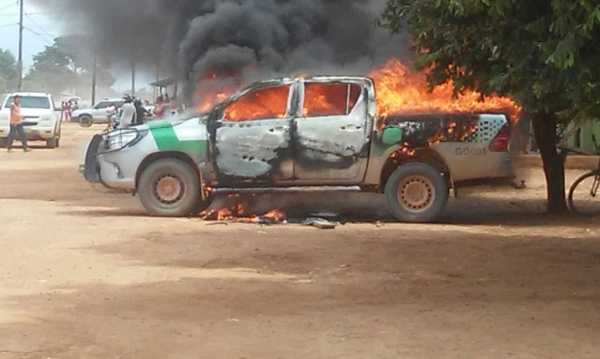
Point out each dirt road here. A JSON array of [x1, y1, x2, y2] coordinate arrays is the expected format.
[[0, 123, 599, 359]]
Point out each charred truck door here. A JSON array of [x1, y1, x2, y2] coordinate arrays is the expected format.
[[210, 82, 298, 185], [293, 79, 374, 184]]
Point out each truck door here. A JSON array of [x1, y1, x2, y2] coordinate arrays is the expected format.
[[293, 79, 374, 184], [210, 82, 298, 186]]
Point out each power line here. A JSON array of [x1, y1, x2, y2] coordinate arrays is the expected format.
[[25, 12, 54, 37], [0, 11, 75, 16], [0, 2, 18, 12], [24, 27, 53, 45]]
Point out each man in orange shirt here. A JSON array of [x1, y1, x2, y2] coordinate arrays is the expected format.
[[7, 95, 31, 153]]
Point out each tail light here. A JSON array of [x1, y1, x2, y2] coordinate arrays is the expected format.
[[489, 124, 510, 152]]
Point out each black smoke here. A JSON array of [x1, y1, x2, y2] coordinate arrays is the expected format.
[[32, 0, 411, 101]]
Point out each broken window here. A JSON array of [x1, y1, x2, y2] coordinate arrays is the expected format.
[[224, 85, 290, 122], [302, 83, 362, 117]]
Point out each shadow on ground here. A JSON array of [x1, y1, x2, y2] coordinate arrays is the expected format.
[[61, 190, 599, 228], [1, 229, 600, 358]]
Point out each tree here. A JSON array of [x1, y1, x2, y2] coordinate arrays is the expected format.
[[23, 37, 115, 99], [0, 49, 17, 94], [379, 0, 600, 214], [24, 42, 77, 97]]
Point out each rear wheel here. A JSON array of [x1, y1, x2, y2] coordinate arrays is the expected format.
[[0, 138, 6, 148], [568, 171, 600, 216], [384, 163, 449, 223], [138, 158, 206, 217], [79, 115, 93, 128]]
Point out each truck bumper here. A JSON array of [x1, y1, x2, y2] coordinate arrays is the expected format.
[[81, 134, 138, 191], [0, 125, 56, 141]]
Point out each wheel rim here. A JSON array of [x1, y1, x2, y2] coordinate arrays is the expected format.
[[154, 175, 185, 205], [81, 117, 91, 126], [398, 175, 436, 213]]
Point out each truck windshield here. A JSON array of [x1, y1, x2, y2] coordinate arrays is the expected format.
[[4, 96, 52, 109]]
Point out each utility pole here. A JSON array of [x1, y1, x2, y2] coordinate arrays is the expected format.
[[154, 58, 159, 100], [91, 53, 97, 106], [131, 51, 136, 97], [17, 0, 24, 91]]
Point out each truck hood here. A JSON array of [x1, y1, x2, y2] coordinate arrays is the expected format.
[[0, 108, 54, 117], [138, 114, 208, 131]]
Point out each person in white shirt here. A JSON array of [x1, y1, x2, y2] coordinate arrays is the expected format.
[[106, 102, 117, 127], [119, 95, 137, 129]]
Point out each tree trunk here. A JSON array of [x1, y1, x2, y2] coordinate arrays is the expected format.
[[530, 112, 568, 214]]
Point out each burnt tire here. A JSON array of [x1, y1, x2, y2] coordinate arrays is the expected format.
[[384, 163, 449, 223], [79, 115, 93, 128], [138, 158, 202, 217]]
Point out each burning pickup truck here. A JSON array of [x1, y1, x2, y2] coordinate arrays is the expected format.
[[82, 76, 515, 223]]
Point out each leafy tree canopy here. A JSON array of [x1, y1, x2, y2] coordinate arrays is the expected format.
[[380, 0, 600, 121], [0, 49, 17, 94]]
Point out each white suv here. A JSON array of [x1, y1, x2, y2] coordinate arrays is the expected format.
[[0, 92, 61, 148], [72, 99, 125, 127]]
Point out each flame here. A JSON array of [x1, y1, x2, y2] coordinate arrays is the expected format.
[[200, 194, 287, 223], [369, 59, 519, 123], [224, 85, 290, 121], [193, 58, 519, 128], [301, 83, 362, 117]]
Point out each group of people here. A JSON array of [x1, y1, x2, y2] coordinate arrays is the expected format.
[[61, 100, 79, 122], [107, 95, 172, 130]]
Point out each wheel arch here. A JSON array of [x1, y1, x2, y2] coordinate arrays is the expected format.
[[135, 151, 204, 196], [380, 148, 452, 191]]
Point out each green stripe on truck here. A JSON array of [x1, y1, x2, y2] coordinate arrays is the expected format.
[[148, 121, 206, 156]]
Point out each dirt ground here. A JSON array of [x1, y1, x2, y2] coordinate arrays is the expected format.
[[0, 123, 599, 359]]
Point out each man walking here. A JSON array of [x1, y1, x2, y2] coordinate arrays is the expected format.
[[7, 95, 31, 153]]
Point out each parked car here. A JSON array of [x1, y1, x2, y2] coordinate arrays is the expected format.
[[0, 92, 61, 148], [72, 99, 125, 127], [81, 76, 516, 223]]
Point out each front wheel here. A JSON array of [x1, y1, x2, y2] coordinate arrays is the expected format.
[[46, 136, 58, 149], [384, 163, 449, 223], [568, 171, 600, 216], [138, 158, 206, 217], [79, 115, 93, 128]]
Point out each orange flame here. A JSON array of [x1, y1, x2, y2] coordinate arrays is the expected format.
[[368, 59, 519, 120], [193, 59, 520, 125], [200, 194, 287, 223]]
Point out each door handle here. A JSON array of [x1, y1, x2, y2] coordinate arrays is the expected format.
[[271, 126, 289, 133]]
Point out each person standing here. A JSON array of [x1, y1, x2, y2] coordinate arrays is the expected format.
[[106, 102, 117, 129], [62, 101, 71, 122], [118, 95, 137, 129], [7, 95, 31, 153], [153, 96, 166, 119]]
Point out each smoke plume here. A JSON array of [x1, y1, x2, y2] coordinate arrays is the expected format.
[[32, 0, 410, 100]]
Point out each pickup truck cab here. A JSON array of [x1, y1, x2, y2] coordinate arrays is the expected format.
[[82, 76, 515, 223]]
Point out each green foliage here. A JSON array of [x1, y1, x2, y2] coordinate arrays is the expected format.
[[24, 36, 115, 97], [0, 49, 17, 94], [379, 0, 600, 122]]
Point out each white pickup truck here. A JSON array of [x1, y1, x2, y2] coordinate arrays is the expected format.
[[0, 92, 61, 148], [82, 76, 516, 222]]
